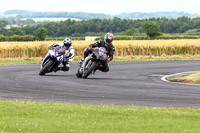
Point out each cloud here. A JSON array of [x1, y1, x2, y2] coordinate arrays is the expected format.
[[0, 0, 200, 14]]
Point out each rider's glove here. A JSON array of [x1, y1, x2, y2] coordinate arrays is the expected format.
[[49, 46, 53, 50], [49, 43, 57, 50], [106, 57, 110, 63]]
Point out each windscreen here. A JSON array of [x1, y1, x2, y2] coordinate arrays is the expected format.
[[56, 46, 65, 56], [98, 47, 107, 56]]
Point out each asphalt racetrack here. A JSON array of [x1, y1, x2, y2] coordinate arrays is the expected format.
[[0, 60, 200, 108]]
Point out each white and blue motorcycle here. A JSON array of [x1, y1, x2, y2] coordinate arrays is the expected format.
[[39, 46, 65, 75]]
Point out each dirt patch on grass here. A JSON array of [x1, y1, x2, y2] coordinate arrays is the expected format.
[[170, 79, 194, 84]]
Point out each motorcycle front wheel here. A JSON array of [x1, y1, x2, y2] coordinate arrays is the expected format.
[[76, 68, 83, 78], [82, 61, 96, 79], [39, 60, 53, 76]]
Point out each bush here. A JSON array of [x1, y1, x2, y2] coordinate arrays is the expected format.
[[34, 28, 47, 41], [0, 35, 7, 41], [152, 36, 200, 40], [142, 21, 162, 38], [95, 35, 200, 41], [45, 37, 85, 41], [95, 36, 148, 41], [0, 35, 36, 42], [22, 35, 36, 41]]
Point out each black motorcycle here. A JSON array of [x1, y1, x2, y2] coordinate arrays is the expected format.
[[76, 47, 107, 79]]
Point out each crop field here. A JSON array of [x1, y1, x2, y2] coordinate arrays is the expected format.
[[0, 40, 200, 58]]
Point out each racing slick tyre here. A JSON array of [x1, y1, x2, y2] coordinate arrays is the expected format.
[[76, 68, 83, 78], [82, 61, 96, 79], [39, 60, 53, 76]]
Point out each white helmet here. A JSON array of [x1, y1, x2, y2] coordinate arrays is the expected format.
[[63, 38, 72, 49]]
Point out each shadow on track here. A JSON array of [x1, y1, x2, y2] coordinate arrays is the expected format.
[[84, 77, 112, 80], [40, 74, 75, 77], [85, 77, 134, 81]]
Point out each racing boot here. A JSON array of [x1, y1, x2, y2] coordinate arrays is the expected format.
[[53, 67, 61, 72], [78, 58, 84, 65], [61, 64, 70, 72], [92, 67, 98, 74]]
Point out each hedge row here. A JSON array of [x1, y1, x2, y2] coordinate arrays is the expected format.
[[152, 36, 200, 40], [95, 36, 148, 41], [96, 36, 200, 41], [45, 37, 85, 41], [0, 35, 36, 42], [0, 35, 199, 42]]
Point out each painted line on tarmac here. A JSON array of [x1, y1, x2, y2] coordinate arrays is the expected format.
[[161, 71, 200, 86]]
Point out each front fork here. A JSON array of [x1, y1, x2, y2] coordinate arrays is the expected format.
[[41, 53, 49, 70]]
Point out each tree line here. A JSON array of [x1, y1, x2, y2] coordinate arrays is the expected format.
[[1, 16, 200, 38]]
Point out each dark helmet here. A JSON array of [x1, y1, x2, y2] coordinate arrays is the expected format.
[[63, 38, 72, 48], [104, 32, 114, 45]]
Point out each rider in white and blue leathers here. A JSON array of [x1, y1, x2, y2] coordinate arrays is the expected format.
[[49, 38, 74, 72]]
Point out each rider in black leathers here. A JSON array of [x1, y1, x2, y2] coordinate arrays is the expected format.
[[80, 33, 115, 72]]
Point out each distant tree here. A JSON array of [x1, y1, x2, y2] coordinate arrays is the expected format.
[[184, 29, 199, 33], [10, 27, 25, 35], [34, 28, 47, 41], [0, 21, 7, 34], [3, 27, 25, 36], [4, 16, 200, 37], [23, 25, 36, 35], [142, 21, 162, 38], [124, 27, 136, 36]]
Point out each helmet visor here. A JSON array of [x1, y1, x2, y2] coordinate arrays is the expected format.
[[64, 43, 71, 48], [106, 39, 112, 43]]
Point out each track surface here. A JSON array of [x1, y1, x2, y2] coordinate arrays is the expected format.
[[0, 61, 200, 108]]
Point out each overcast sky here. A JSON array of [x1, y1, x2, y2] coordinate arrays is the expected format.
[[0, 0, 200, 15]]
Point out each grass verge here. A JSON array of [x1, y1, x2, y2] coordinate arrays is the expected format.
[[0, 55, 200, 65], [167, 72, 200, 84], [0, 100, 200, 133]]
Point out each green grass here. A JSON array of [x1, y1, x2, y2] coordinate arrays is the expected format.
[[0, 100, 200, 133], [113, 57, 200, 62], [1, 56, 200, 65], [0, 60, 41, 65], [168, 72, 200, 84]]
